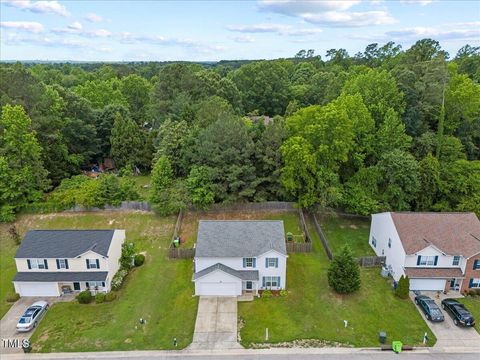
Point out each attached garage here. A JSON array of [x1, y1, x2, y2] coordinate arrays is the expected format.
[[193, 264, 249, 296], [196, 281, 239, 296], [409, 278, 446, 291], [14, 282, 59, 297]]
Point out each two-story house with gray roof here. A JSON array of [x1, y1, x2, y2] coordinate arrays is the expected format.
[[13, 229, 125, 297], [192, 220, 287, 296]]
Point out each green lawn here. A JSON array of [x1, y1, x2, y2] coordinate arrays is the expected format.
[[238, 217, 436, 348], [318, 214, 375, 257], [458, 297, 480, 333], [125, 175, 151, 200], [0, 230, 18, 318], [0, 212, 198, 352]]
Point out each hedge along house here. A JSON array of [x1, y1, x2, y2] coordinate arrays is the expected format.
[[13, 230, 125, 297], [193, 220, 287, 297], [369, 212, 480, 293]]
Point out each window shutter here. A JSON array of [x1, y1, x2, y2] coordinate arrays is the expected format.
[[86, 282, 89, 288], [262, 277, 265, 287], [265, 258, 269, 268], [434, 256, 438, 266], [27, 259, 31, 269], [96, 259, 100, 269], [474, 260, 479, 270], [469, 279, 474, 288], [44, 259, 48, 269], [86, 259, 90, 269], [252, 258, 256, 268], [65, 259, 69, 269], [277, 277, 281, 286], [275, 258, 278, 268], [417, 256, 421, 265], [56, 259, 60, 269], [243, 258, 246, 268]]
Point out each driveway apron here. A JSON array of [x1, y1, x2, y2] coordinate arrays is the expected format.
[[188, 296, 242, 350]]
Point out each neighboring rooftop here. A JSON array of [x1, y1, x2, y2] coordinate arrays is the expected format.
[[389, 212, 480, 258], [193, 263, 259, 281], [15, 230, 116, 258], [195, 220, 286, 257]]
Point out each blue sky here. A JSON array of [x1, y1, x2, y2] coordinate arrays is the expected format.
[[1, 0, 479, 61]]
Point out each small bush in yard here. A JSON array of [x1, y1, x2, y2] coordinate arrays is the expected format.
[[468, 289, 479, 297], [395, 275, 410, 299], [279, 289, 288, 297], [262, 290, 273, 298], [6, 292, 20, 302], [327, 245, 361, 294], [134, 253, 145, 266], [111, 268, 128, 290], [95, 293, 106, 303], [105, 292, 117, 302], [76, 290, 93, 304]]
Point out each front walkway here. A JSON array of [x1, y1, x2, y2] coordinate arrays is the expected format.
[[410, 292, 480, 351], [188, 296, 242, 350]]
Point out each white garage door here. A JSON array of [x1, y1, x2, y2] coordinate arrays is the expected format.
[[410, 279, 446, 291], [196, 282, 238, 296], [15, 282, 59, 297]]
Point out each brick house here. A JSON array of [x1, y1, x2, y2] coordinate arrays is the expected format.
[[369, 212, 480, 293]]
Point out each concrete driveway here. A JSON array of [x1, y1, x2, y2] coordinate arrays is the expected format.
[[188, 296, 242, 350], [411, 293, 480, 351], [0, 296, 73, 355]]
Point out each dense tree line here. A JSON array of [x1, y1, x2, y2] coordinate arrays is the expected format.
[[1, 39, 479, 221]]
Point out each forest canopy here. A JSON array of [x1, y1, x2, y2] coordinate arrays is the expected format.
[[1, 39, 479, 221]]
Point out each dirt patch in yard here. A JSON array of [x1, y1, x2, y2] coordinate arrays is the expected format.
[[248, 339, 353, 349]]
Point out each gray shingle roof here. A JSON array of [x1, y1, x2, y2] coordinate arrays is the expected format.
[[15, 230, 116, 258], [193, 263, 259, 281], [13, 271, 108, 282], [195, 220, 286, 257]]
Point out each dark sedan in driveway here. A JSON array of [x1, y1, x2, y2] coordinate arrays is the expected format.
[[441, 298, 475, 327], [415, 295, 445, 322]]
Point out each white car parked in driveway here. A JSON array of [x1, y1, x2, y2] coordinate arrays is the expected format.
[[16, 301, 49, 332]]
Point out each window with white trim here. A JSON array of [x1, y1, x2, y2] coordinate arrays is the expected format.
[[452, 256, 460, 266], [243, 257, 255, 268], [263, 276, 280, 288], [87, 259, 99, 269], [58, 259, 67, 269], [470, 278, 480, 288], [371, 236, 377, 248], [29, 259, 46, 269], [86, 281, 104, 289], [419, 256, 436, 266], [266, 258, 278, 268]]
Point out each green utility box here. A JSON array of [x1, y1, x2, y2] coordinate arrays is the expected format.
[[286, 232, 293, 242], [173, 238, 180, 247], [392, 341, 403, 354]]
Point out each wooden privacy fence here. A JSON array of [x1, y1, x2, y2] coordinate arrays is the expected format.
[[357, 256, 386, 267], [67, 201, 151, 212], [311, 212, 333, 260], [298, 208, 312, 244], [169, 247, 195, 259], [190, 201, 296, 213], [286, 241, 312, 253]]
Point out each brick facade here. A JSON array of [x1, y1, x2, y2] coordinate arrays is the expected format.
[[461, 254, 480, 293]]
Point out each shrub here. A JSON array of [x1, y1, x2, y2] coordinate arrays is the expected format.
[[95, 293, 106, 303], [395, 275, 410, 299], [134, 253, 145, 267], [262, 290, 273, 298], [120, 243, 136, 269], [6, 292, 20, 303], [111, 268, 128, 290], [8, 225, 21, 245], [279, 289, 288, 297], [76, 290, 93, 304], [105, 292, 117, 302], [468, 289, 478, 297], [327, 245, 361, 294]]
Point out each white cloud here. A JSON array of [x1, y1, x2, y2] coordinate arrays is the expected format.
[[257, 0, 396, 27], [3, 34, 86, 48], [0, 21, 44, 33], [227, 23, 322, 36], [232, 35, 256, 43], [84, 13, 104, 23], [3, 0, 70, 17], [68, 21, 82, 31], [52, 25, 111, 38], [400, 0, 434, 5]]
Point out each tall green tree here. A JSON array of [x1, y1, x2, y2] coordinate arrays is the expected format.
[[327, 245, 361, 294], [0, 105, 49, 221], [110, 112, 143, 169]]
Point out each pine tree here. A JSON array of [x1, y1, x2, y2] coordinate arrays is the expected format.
[[395, 275, 410, 299], [327, 245, 361, 294], [110, 112, 143, 169]]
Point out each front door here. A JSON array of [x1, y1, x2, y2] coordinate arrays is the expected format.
[[246, 281, 253, 291], [73, 282, 80, 291]]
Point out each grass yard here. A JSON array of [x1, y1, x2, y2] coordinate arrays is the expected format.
[[126, 175, 151, 200], [318, 213, 375, 257], [179, 210, 304, 247], [0, 229, 18, 318], [238, 216, 436, 348], [0, 212, 198, 352], [458, 297, 480, 333]]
